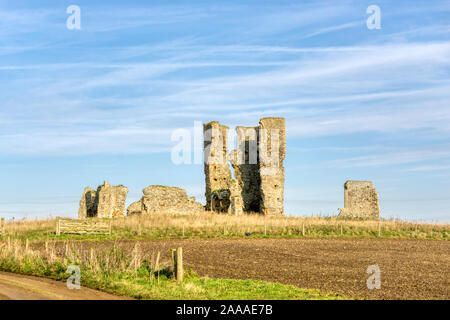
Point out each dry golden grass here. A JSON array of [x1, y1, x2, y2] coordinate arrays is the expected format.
[[0, 211, 448, 241]]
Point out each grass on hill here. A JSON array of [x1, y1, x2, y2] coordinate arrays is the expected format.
[[0, 212, 448, 242]]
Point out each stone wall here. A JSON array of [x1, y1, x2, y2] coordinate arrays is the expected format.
[[78, 187, 98, 219], [127, 185, 203, 215], [78, 181, 128, 219], [233, 126, 261, 213], [203, 121, 232, 212], [96, 181, 129, 218], [204, 117, 286, 215], [258, 117, 286, 215], [338, 180, 380, 219], [229, 179, 244, 215]]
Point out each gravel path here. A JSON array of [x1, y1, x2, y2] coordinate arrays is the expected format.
[[0, 271, 125, 300]]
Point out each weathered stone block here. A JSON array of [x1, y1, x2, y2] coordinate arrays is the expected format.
[[258, 117, 285, 215], [230, 196, 244, 215], [126, 200, 142, 216], [127, 185, 203, 215], [96, 181, 128, 218], [78, 181, 128, 219], [338, 180, 380, 219], [203, 121, 232, 211], [78, 187, 98, 219]]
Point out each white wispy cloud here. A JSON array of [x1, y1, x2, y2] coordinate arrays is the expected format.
[[402, 165, 450, 172], [327, 147, 450, 168], [1, 2, 450, 158], [1, 40, 449, 155], [300, 21, 363, 39]]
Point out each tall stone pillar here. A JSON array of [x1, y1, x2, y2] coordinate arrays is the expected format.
[[96, 181, 129, 218], [78, 187, 98, 219], [203, 121, 232, 212], [203, 117, 286, 216], [258, 117, 286, 215], [78, 181, 128, 219]]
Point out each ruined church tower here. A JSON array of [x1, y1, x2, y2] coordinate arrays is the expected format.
[[203, 117, 285, 215]]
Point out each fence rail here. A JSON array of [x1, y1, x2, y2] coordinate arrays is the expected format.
[[56, 217, 112, 235]]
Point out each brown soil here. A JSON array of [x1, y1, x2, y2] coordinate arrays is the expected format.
[[112, 238, 449, 300], [0, 271, 126, 300]]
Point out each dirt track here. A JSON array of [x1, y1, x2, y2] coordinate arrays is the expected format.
[[0, 272, 124, 300], [124, 238, 449, 300]]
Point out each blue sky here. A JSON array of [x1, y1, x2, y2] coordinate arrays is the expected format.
[[0, 0, 449, 222]]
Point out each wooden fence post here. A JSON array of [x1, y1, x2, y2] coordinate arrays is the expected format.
[[7, 236, 11, 250], [90, 248, 95, 270], [302, 223, 305, 236], [378, 221, 381, 237], [65, 242, 69, 257], [56, 217, 60, 236], [172, 248, 183, 282], [154, 251, 161, 271], [133, 243, 139, 272], [264, 223, 267, 236], [25, 238, 29, 252], [176, 247, 183, 282], [0, 218, 4, 236], [172, 248, 176, 277], [340, 224, 343, 236]]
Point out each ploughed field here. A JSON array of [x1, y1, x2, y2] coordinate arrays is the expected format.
[[63, 238, 449, 300]]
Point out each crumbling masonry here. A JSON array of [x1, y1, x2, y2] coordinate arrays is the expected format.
[[338, 180, 380, 219], [127, 185, 204, 215], [204, 117, 286, 215], [78, 181, 128, 219], [204, 121, 232, 213], [76, 120, 382, 220]]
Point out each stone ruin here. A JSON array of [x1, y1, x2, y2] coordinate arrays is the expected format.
[[78, 181, 128, 219], [127, 185, 203, 215], [204, 117, 286, 215], [78, 182, 202, 218], [338, 180, 380, 219], [76, 119, 382, 220]]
